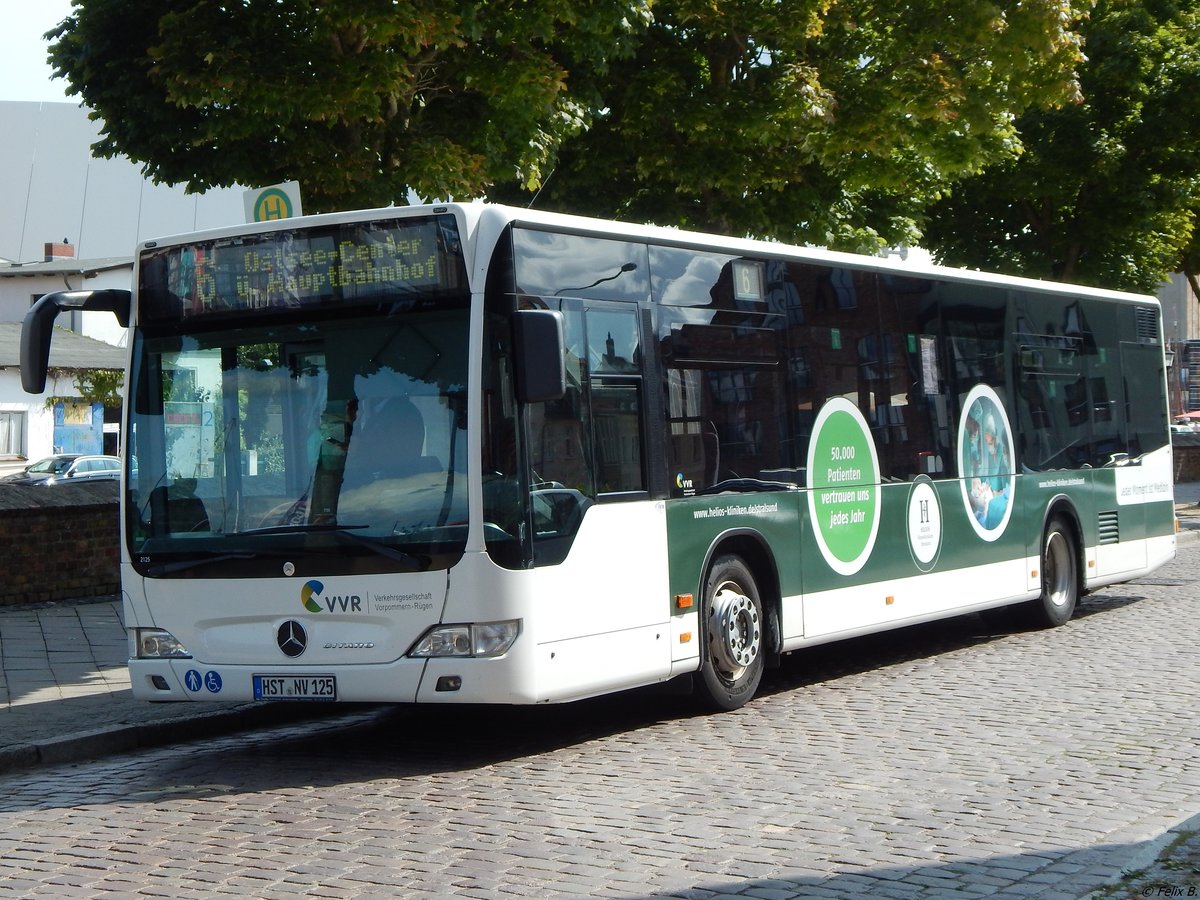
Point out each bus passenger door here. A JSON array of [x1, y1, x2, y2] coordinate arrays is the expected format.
[[529, 301, 669, 643]]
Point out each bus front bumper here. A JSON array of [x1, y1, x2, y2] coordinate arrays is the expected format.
[[128, 655, 540, 704]]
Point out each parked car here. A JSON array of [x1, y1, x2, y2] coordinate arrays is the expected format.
[[0, 454, 121, 486]]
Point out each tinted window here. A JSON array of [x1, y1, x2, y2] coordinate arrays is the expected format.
[[656, 250, 787, 491], [512, 229, 649, 303], [1013, 293, 1167, 469]]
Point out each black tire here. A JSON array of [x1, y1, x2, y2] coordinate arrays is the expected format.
[[1025, 516, 1079, 627], [696, 555, 765, 711]]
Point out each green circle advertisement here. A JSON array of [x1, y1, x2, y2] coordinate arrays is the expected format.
[[806, 398, 881, 575], [957, 385, 1015, 542]]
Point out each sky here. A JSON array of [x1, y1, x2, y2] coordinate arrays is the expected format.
[[0, 1, 77, 103]]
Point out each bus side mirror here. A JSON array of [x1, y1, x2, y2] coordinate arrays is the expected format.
[[21, 289, 131, 393], [513, 309, 566, 404]]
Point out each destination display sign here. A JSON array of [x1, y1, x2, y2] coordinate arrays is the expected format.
[[138, 215, 466, 322]]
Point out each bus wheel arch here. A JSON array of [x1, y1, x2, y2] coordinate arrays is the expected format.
[[694, 533, 781, 711]]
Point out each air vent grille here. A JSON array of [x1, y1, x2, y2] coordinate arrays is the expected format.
[[1135, 307, 1160, 344], [1098, 510, 1120, 545]]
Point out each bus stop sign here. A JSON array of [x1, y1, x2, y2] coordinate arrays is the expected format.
[[244, 182, 303, 222]]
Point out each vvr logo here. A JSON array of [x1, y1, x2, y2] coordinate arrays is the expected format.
[[300, 579, 363, 613]]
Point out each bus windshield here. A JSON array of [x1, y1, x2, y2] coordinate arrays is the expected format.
[[126, 306, 470, 578]]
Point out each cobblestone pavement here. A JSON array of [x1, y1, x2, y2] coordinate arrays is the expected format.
[[0, 600, 335, 772], [2, 542, 1199, 898]]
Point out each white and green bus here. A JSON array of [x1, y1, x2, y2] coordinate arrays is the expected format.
[[22, 203, 1176, 710]]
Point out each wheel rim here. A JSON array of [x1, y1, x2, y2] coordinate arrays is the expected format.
[[1044, 530, 1074, 609], [709, 583, 762, 680]]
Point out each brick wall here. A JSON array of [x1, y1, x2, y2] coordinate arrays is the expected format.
[[1174, 434, 1200, 482], [0, 482, 119, 607]]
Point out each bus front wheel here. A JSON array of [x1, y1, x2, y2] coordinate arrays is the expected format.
[[1027, 517, 1079, 627], [697, 555, 764, 711]]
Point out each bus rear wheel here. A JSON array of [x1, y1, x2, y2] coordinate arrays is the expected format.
[[697, 555, 764, 711], [1026, 517, 1079, 627]]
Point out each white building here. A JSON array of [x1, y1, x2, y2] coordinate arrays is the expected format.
[[0, 100, 245, 475], [1, 101, 245, 264]]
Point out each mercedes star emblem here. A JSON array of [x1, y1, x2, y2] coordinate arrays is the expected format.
[[277, 620, 308, 658]]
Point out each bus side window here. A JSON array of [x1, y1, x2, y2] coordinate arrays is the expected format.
[[1123, 342, 1169, 458], [527, 302, 649, 564], [591, 380, 644, 493], [528, 302, 592, 494], [482, 309, 528, 568], [585, 305, 645, 495]]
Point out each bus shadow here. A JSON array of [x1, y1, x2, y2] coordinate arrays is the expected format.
[[757, 613, 1003, 699], [1073, 590, 1145, 620], [747, 586, 1147, 704], [0, 590, 1152, 810]]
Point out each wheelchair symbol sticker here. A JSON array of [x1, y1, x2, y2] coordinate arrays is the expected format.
[[204, 671, 223, 693]]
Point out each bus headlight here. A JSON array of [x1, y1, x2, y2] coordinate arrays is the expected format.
[[409, 620, 520, 658], [131, 628, 192, 659]]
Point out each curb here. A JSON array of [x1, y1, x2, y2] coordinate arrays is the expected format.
[[1119, 810, 1200, 875], [0, 702, 367, 777], [1089, 809, 1200, 897]]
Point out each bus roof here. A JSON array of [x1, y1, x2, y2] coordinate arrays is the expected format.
[[137, 201, 1159, 308]]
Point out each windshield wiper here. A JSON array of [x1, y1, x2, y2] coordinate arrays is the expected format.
[[232, 523, 431, 570], [333, 529, 431, 570], [235, 523, 370, 536], [145, 551, 268, 577]]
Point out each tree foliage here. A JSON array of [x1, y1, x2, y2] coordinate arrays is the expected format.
[[492, 0, 1084, 251], [45, 368, 124, 409], [50, 0, 1082, 246], [48, 0, 649, 211], [921, 0, 1200, 293]]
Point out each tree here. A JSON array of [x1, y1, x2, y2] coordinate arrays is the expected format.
[[491, 0, 1084, 252], [46, 368, 124, 409], [921, 0, 1200, 293], [48, 0, 649, 212], [1182, 228, 1200, 301]]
